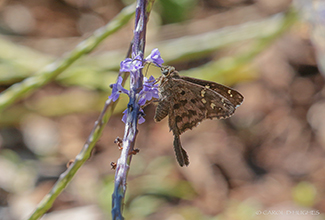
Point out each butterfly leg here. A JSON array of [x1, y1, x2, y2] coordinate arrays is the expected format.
[[154, 76, 162, 85], [173, 134, 189, 167]]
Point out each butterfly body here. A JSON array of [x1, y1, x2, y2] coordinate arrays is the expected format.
[[154, 66, 244, 167]]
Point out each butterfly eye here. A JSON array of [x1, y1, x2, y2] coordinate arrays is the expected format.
[[162, 69, 169, 76]]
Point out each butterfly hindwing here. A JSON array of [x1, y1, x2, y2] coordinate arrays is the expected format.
[[154, 99, 169, 122]]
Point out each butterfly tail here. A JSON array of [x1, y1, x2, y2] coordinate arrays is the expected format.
[[173, 135, 189, 167]]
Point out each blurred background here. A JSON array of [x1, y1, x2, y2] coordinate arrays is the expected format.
[[0, 0, 325, 219]]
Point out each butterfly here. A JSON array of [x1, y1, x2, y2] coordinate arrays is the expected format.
[[154, 66, 244, 167]]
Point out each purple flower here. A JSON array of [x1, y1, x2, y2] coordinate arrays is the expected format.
[[138, 75, 159, 106], [109, 76, 129, 102], [118, 49, 163, 124], [122, 108, 145, 124], [120, 55, 143, 73], [121, 75, 158, 124], [145, 48, 164, 66]]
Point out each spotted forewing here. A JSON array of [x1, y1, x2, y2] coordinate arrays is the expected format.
[[154, 66, 244, 167]]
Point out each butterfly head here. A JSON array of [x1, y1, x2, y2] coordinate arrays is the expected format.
[[161, 66, 179, 78]]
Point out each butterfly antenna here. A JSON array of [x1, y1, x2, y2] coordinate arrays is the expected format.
[[143, 62, 151, 77]]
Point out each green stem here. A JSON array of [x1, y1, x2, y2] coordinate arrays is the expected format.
[[0, 3, 135, 113], [27, 98, 115, 220], [25, 3, 136, 220], [27, 67, 130, 220]]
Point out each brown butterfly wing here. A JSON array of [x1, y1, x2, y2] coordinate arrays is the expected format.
[[167, 82, 206, 135], [167, 79, 237, 167], [154, 99, 169, 122], [155, 78, 237, 135], [154, 70, 243, 167], [170, 78, 237, 133], [180, 76, 244, 108]]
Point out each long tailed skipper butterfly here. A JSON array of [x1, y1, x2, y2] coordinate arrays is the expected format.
[[154, 66, 244, 167]]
